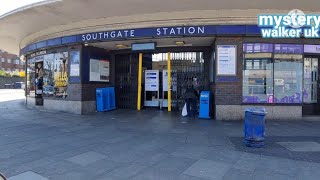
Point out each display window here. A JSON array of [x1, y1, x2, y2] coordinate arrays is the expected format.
[[26, 57, 36, 97], [242, 43, 303, 104], [243, 58, 273, 103], [273, 55, 303, 103], [43, 52, 69, 98]]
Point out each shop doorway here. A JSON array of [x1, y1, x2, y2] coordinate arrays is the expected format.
[[303, 57, 320, 115]]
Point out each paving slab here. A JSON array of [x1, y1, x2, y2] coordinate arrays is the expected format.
[[183, 159, 232, 180], [66, 151, 107, 166], [277, 141, 320, 152], [8, 171, 48, 180]]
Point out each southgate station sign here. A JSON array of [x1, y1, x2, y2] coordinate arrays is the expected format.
[[81, 26, 207, 41]]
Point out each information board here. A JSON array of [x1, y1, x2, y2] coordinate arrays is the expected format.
[[217, 45, 237, 76], [145, 70, 159, 91], [89, 59, 110, 82], [162, 70, 177, 92]]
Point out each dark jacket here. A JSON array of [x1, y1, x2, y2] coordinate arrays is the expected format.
[[183, 87, 199, 100]]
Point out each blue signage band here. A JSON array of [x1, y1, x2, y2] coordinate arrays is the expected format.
[[21, 25, 262, 55]]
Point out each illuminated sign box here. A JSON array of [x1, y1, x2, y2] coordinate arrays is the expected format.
[[132, 43, 156, 51]]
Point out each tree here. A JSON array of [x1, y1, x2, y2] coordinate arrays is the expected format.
[[0, 70, 10, 77], [19, 71, 26, 77]]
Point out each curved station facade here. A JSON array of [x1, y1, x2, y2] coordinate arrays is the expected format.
[[0, 0, 320, 120]]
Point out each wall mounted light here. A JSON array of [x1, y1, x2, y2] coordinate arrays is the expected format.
[[175, 41, 185, 46], [116, 44, 129, 49]]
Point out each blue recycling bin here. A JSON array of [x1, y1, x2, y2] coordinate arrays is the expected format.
[[244, 108, 266, 148], [198, 91, 210, 119], [96, 87, 116, 112], [96, 89, 104, 112]]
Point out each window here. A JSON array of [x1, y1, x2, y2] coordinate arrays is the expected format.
[[26, 57, 36, 97], [15, 59, 20, 64], [243, 59, 273, 103], [7, 59, 11, 63], [274, 55, 303, 103], [43, 52, 69, 98], [243, 43, 303, 104], [1, 58, 4, 62], [304, 58, 318, 103]]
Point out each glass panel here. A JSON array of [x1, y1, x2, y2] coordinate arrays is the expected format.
[[26, 57, 36, 97], [253, 60, 260, 69], [243, 59, 273, 103], [312, 58, 318, 102], [303, 58, 318, 103], [274, 57, 303, 103], [246, 61, 252, 70]]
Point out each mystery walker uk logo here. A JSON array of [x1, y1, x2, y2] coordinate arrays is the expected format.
[[258, 9, 320, 38]]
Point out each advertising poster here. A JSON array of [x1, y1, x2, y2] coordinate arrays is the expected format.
[[90, 59, 110, 82], [145, 70, 159, 91], [217, 45, 237, 76]]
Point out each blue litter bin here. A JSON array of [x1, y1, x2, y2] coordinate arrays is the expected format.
[[96, 89, 104, 112], [244, 108, 266, 148], [96, 87, 116, 112], [198, 91, 210, 119]]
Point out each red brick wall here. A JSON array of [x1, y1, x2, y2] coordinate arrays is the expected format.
[[214, 37, 244, 105], [0, 50, 24, 71]]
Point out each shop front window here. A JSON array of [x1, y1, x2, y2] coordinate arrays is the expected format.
[[243, 59, 273, 103], [242, 43, 274, 103], [273, 55, 303, 104], [43, 52, 69, 98], [242, 43, 303, 104], [26, 57, 36, 97]]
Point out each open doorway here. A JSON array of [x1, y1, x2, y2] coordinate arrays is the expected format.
[[138, 51, 208, 112]]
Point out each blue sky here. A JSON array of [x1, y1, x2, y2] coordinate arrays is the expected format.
[[0, 0, 47, 16]]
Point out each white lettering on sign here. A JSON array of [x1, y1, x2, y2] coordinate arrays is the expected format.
[[81, 27, 205, 42], [30, 50, 46, 58], [156, 26, 205, 36], [81, 29, 135, 41]]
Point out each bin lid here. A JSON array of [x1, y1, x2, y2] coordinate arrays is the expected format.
[[245, 107, 267, 114]]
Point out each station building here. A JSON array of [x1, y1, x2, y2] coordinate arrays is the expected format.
[[0, 0, 319, 120]]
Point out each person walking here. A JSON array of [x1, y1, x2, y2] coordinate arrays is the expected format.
[[183, 84, 199, 118]]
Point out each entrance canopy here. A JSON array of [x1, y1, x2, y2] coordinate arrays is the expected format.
[[0, 0, 319, 54]]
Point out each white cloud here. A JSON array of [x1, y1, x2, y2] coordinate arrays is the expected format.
[[0, 0, 47, 16]]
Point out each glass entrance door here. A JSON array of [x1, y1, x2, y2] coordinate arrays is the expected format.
[[303, 57, 320, 115]]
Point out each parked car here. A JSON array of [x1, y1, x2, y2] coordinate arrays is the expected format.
[[14, 82, 25, 89]]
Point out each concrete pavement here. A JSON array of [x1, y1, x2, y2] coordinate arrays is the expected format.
[[0, 89, 320, 180]]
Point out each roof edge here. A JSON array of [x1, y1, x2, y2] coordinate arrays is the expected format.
[[0, 0, 62, 19]]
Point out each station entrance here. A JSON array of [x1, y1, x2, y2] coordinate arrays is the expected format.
[[114, 50, 210, 111]]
